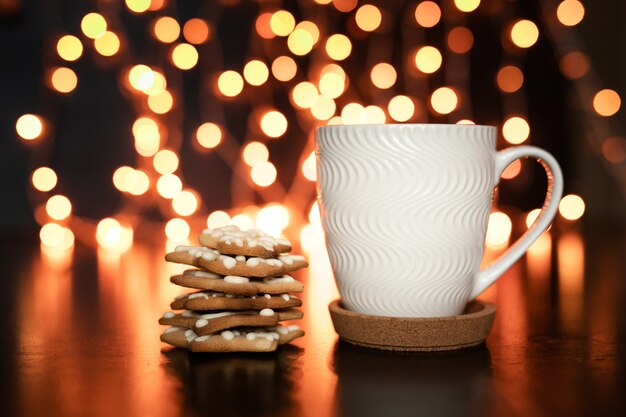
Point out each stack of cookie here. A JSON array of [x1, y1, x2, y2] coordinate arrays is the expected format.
[[160, 225, 308, 353]]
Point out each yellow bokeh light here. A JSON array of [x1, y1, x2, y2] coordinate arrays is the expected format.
[[319, 72, 345, 99], [414, 46, 442, 74], [145, 71, 167, 96], [207, 211, 231, 229], [502, 116, 530, 144], [147, 90, 174, 114], [171, 43, 198, 70], [525, 208, 542, 228], [113, 166, 134, 192], [96, 218, 133, 251], [288, 28, 315, 56], [320, 63, 347, 79], [496, 66, 524, 93], [456, 119, 475, 125], [56, 35, 83, 62], [153, 16, 180, 43], [125, 169, 150, 196], [295, 21, 320, 43], [557, 0, 585, 27], [327, 116, 343, 125], [363, 105, 386, 124], [196, 122, 222, 148], [414, 1, 441, 28], [132, 117, 160, 156], [32, 167, 57, 192], [602, 136, 626, 163], [251, 161, 277, 187], [270, 10, 295, 37], [94, 31, 121, 56], [370, 63, 397, 89], [172, 190, 199, 216], [50, 67, 78, 93], [81, 13, 107, 39], [243, 142, 269, 167], [231, 214, 254, 231], [511, 20, 539, 48], [271, 56, 297, 82], [40, 223, 74, 250], [256, 204, 290, 236], [559, 194, 585, 221], [125, 0, 150, 13], [217, 70, 244, 97], [486, 211, 512, 248], [292, 82, 319, 109], [46, 195, 72, 221], [16, 114, 44, 140], [430, 87, 458, 115], [341, 102, 365, 124], [388, 95, 415, 122], [355, 4, 382, 32], [447, 26, 474, 54], [454, 0, 480, 13], [310, 95, 336, 121], [243, 60, 269, 86], [309, 201, 321, 227], [325, 34, 352, 61], [128, 64, 155, 93], [260, 111, 288, 138], [302, 151, 317, 181], [183, 18, 210, 44], [593, 89, 621, 117], [165, 218, 190, 241], [560, 51, 589, 80], [153, 149, 179, 174], [501, 159, 522, 179], [157, 174, 183, 199]]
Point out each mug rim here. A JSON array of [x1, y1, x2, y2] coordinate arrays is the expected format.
[[316, 123, 497, 131]]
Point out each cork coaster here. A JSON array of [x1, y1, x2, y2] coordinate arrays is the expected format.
[[329, 300, 496, 352]]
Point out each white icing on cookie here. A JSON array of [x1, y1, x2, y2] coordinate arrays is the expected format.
[[164, 326, 185, 334], [263, 275, 296, 285], [163, 311, 176, 318], [264, 294, 271, 299], [200, 225, 291, 252], [224, 275, 250, 284], [195, 335, 210, 342], [188, 292, 210, 299], [280, 294, 290, 301], [221, 330, 235, 340], [259, 308, 274, 316], [184, 270, 221, 279], [222, 256, 237, 269]]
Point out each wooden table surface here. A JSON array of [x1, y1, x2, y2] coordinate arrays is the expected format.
[[1, 227, 625, 417]]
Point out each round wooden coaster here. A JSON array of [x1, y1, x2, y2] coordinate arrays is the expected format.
[[329, 300, 496, 352]]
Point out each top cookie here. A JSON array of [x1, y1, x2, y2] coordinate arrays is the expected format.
[[199, 225, 292, 258]]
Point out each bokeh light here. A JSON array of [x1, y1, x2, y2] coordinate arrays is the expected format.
[[217, 70, 244, 97], [172, 190, 199, 216], [50, 67, 78, 93], [559, 194, 585, 221], [593, 89, 621, 117], [560, 51, 589, 79], [486, 211, 512, 248], [302, 151, 317, 181], [511, 20, 539, 48], [32, 167, 57, 192], [292, 82, 319, 109], [414, 46, 442, 74], [157, 174, 183, 199], [113, 166, 134, 192], [430, 87, 458, 115], [496, 66, 524, 93], [260, 111, 288, 138], [96, 218, 133, 251], [56, 35, 83, 61], [207, 210, 231, 229], [153, 16, 180, 43], [501, 159, 522, 179], [602, 136, 626, 163], [296, 21, 320, 43], [388, 95, 415, 122], [370, 63, 397, 89], [165, 218, 190, 241], [16, 114, 44, 141], [183, 18, 210, 44], [125, 0, 150, 13], [147, 90, 174, 114], [310, 95, 337, 120], [46, 195, 72, 221], [502, 116, 530, 144], [288, 28, 315, 56], [171, 43, 198, 70], [132, 117, 160, 156], [447, 27, 474, 54], [40, 223, 74, 250], [251, 161, 277, 187], [272, 56, 297, 82], [196, 122, 222, 149], [270, 10, 295, 37], [243, 60, 269, 86], [557, 0, 585, 27], [243, 142, 269, 167], [326, 34, 352, 61], [128, 65, 156, 93], [525, 208, 542, 229], [94, 31, 121, 56], [319, 72, 345, 99], [333, 0, 358, 13], [231, 214, 254, 231], [355, 4, 382, 32], [454, 0, 481, 13], [81, 13, 107, 39], [414, 1, 441, 28], [341, 102, 365, 124], [153, 149, 179, 174], [257, 204, 290, 236], [125, 169, 150, 196], [255, 12, 275, 40]]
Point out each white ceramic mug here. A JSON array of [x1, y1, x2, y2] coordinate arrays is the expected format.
[[315, 124, 563, 317]]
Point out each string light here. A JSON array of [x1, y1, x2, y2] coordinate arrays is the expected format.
[[217, 70, 244, 97], [291, 82, 319, 109], [302, 152, 317, 181], [447, 27, 474, 54], [255, 12, 275, 40], [251, 161, 277, 187], [125, 169, 150, 196], [96, 218, 133, 251], [171, 43, 198, 70], [113, 166, 134, 192], [46, 195, 72, 220], [40, 223, 74, 250], [310, 95, 336, 120], [157, 174, 183, 199], [128, 65, 156, 93], [486, 211, 512, 248], [414, 46, 443, 74], [414, 1, 441, 28], [257, 204, 290, 236], [602, 137, 626, 163], [502, 116, 530, 144], [153, 17, 180, 43], [511, 20, 539, 48], [288, 28, 315, 56], [153, 150, 179, 174], [559, 194, 585, 220], [81, 13, 107, 39], [94, 31, 120, 56], [147, 90, 174, 114], [333, 0, 358, 13], [319, 72, 345, 99], [295, 21, 320, 44], [183, 18, 210, 44], [271, 56, 297, 82], [370, 63, 397, 89], [501, 159, 522, 179], [593, 89, 621, 117], [207, 211, 231, 228], [16, 114, 44, 140], [556, 0, 585, 27], [430, 87, 458, 115], [388, 95, 415, 122], [560, 51, 589, 79], [243, 142, 269, 167], [50, 67, 78, 93], [325, 34, 352, 61], [270, 10, 295, 37], [454, 0, 481, 13], [355, 4, 382, 32], [231, 214, 254, 231], [496, 66, 524, 93], [196, 122, 222, 149], [243, 60, 269, 86], [125, 0, 150, 14], [165, 218, 190, 241], [32, 167, 57, 192], [260, 111, 288, 138], [56, 35, 83, 61], [172, 190, 199, 216], [132, 117, 160, 156]]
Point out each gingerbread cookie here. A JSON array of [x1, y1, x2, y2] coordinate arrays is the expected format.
[[165, 245, 308, 277], [160, 325, 304, 352], [171, 270, 304, 295], [199, 225, 292, 258], [159, 308, 303, 335], [170, 291, 302, 311]]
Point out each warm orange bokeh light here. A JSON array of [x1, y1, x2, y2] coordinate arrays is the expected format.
[[125, 170, 150, 196], [260, 111, 288, 138], [370, 63, 397, 89], [593, 89, 621, 117], [319, 72, 345, 99], [388, 95, 415, 122], [112, 166, 134, 192], [511, 19, 539, 48], [157, 174, 183, 199], [296, 21, 320, 43], [50, 67, 78, 93], [447, 27, 474, 54], [153, 149, 179, 174], [165, 218, 190, 241], [325, 34, 352, 61], [270, 10, 295, 37], [602, 136, 626, 163], [128, 65, 156, 93], [132, 117, 160, 156], [94, 31, 121, 56], [456, 119, 475, 125], [96, 218, 133, 251], [454, 0, 481, 13], [255, 12, 275, 40], [557, 0, 585, 27], [172, 190, 199, 216], [363, 105, 386, 124], [207, 211, 231, 229], [414, 46, 442, 74], [486, 211, 512, 248], [32, 167, 57, 192], [196, 122, 222, 149], [560, 51, 589, 79], [16, 114, 44, 140], [302, 151, 317, 181], [292, 82, 319, 109], [46, 195, 72, 221], [243, 60, 269, 86], [271, 56, 297, 82], [502, 116, 530, 144], [56, 35, 83, 61], [355, 4, 382, 32], [153, 16, 180, 43], [288, 29, 314, 56], [217, 70, 244, 97], [81, 13, 107, 39], [125, 0, 150, 13], [256, 204, 290, 236], [243, 142, 269, 167], [414, 1, 441, 28], [341, 102, 365, 124], [171, 43, 198, 70], [251, 161, 278, 187], [430, 87, 458, 115], [501, 159, 522, 179], [496, 66, 524, 93], [183, 18, 210, 44], [310, 95, 337, 121], [147, 90, 174, 114], [559, 194, 585, 221], [333, 0, 358, 13], [40, 223, 74, 250]]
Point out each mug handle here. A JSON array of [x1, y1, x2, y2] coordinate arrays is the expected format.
[[470, 146, 564, 299]]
